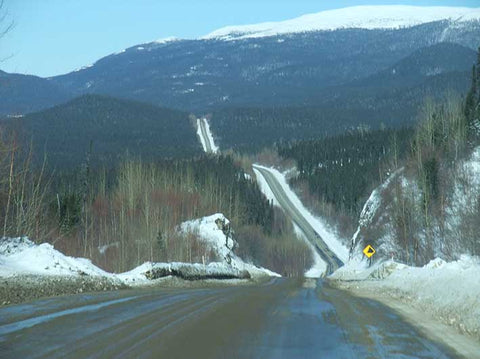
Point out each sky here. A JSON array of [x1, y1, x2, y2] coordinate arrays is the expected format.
[[0, 0, 478, 77]]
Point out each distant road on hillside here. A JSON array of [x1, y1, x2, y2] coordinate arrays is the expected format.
[[197, 118, 218, 154], [253, 165, 344, 275]]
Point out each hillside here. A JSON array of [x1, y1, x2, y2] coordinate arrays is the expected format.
[[3, 95, 201, 168], [0, 70, 71, 116]]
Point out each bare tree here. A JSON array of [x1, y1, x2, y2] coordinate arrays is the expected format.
[[0, 0, 14, 62]]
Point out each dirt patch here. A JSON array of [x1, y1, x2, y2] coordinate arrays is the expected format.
[[0, 275, 128, 306], [0, 274, 266, 307]]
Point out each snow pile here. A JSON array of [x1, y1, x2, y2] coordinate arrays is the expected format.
[[331, 257, 407, 281], [203, 6, 480, 40], [180, 213, 280, 278], [0, 237, 111, 278], [196, 118, 219, 153], [0, 213, 280, 286], [253, 165, 349, 263], [331, 256, 480, 338]]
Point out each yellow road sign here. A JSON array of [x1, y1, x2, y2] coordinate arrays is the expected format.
[[363, 245, 376, 258]]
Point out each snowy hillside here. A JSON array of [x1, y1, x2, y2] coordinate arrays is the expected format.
[[349, 146, 480, 264], [203, 5, 480, 40]]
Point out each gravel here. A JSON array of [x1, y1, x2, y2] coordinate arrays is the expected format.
[[0, 275, 128, 306]]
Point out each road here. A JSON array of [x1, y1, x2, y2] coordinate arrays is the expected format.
[[253, 165, 343, 274], [0, 279, 460, 358], [198, 118, 214, 153]]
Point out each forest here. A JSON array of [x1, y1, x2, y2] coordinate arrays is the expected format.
[[1, 94, 202, 168], [278, 127, 413, 234], [279, 48, 480, 263], [0, 132, 312, 276]]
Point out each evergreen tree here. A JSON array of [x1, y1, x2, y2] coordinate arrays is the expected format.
[[464, 47, 480, 143]]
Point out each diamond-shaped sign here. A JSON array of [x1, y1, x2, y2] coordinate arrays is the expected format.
[[363, 244, 376, 258]]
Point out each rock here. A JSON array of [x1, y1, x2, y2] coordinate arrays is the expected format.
[[145, 267, 171, 280]]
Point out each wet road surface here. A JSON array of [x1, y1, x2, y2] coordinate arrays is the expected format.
[[0, 279, 461, 358]]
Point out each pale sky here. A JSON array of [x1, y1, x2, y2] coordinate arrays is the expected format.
[[0, 0, 478, 77]]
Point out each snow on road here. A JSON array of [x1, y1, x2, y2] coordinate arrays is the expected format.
[[196, 118, 219, 153]]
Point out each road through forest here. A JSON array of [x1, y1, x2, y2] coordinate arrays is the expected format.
[[253, 165, 343, 274]]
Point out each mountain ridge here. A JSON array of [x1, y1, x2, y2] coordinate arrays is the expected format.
[[203, 5, 480, 40]]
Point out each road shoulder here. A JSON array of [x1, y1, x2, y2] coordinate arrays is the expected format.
[[329, 279, 480, 359], [0, 274, 266, 307]]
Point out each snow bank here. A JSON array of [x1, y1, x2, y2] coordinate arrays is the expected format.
[[0, 238, 110, 278], [1, 213, 280, 288], [292, 224, 327, 278], [180, 213, 280, 278], [331, 256, 480, 338], [253, 165, 349, 263], [203, 6, 480, 41]]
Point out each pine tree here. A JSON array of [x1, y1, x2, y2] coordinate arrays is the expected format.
[[465, 47, 480, 144]]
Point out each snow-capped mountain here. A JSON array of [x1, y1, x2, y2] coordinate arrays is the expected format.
[[203, 6, 480, 40], [1, 5, 479, 131]]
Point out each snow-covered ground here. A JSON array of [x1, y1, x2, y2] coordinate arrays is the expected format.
[[196, 118, 219, 153], [203, 5, 480, 41], [331, 256, 480, 340], [253, 165, 348, 277]]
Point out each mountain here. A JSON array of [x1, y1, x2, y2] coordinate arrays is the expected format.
[[208, 43, 475, 152], [304, 42, 475, 115], [347, 42, 477, 89], [0, 71, 71, 116], [1, 6, 479, 138], [2, 95, 201, 168], [49, 18, 479, 111]]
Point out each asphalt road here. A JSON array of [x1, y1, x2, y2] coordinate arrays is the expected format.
[[0, 279, 460, 358], [253, 165, 343, 274], [198, 118, 213, 153]]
